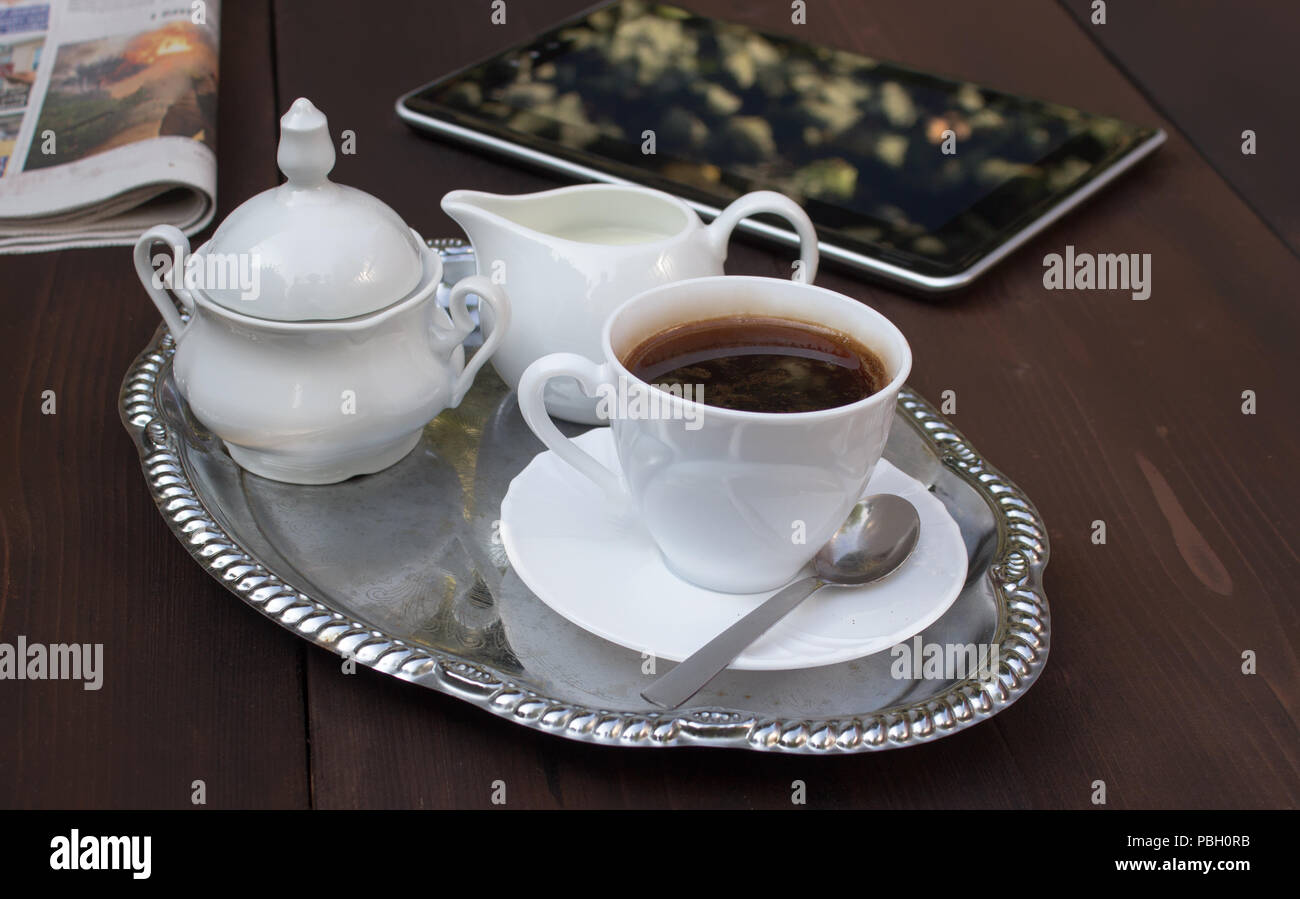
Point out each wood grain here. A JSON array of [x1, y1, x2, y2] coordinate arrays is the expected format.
[[0, 0, 1295, 809], [0, 0, 310, 809], [1059, 0, 1300, 255]]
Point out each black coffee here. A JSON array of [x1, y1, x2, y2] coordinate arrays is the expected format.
[[623, 315, 887, 413]]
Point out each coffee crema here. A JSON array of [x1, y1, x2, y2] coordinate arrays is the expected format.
[[622, 314, 887, 413]]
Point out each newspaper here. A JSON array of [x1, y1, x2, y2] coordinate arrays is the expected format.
[[0, 0, 218, 253]]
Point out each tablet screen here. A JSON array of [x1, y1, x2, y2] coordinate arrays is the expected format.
[[404, 0, 1157, 277]]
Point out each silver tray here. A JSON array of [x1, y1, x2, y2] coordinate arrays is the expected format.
[[119, 242, 1050, 754]]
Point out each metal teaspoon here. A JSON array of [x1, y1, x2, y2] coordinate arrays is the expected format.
[[640, 494, 921, 709]]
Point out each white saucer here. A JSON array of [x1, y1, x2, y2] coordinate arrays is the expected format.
[[500, 428, 968, 671]]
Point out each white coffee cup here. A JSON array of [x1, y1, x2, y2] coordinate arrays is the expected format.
[[517, 275, 912, 594]]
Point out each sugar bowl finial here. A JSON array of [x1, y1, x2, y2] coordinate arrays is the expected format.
[[277, 97, 335, 187]]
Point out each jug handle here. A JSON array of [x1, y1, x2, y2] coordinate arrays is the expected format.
[[704, 191, 820, 284], [440, 274, 512, 407], [134, 225, 195, 340]]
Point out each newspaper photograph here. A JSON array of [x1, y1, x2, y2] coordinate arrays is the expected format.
[[0, 0, 219, 253]]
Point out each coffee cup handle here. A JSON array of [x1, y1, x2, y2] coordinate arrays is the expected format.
[[134, 224, 194, 339], [705, 191, 820, 284], [441, 275, 511, 407], [517, 353, 627, 504]]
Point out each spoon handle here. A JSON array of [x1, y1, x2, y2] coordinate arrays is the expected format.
[[640, 577, 824, 709]]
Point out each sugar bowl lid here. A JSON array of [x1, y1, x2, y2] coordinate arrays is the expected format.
[[199, 98, 425, 321]]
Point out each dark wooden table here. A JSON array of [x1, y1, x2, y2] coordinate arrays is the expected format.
[[3, 0, 1296, 809]]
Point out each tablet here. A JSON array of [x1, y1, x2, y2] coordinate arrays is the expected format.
[[398, 1, 1164, 294]]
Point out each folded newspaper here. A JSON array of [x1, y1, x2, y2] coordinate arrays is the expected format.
[[0, 0, 218, 253]]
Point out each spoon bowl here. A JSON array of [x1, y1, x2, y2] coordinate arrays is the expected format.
[[815, 493, 921, 585], [641, 493, 921, 708]]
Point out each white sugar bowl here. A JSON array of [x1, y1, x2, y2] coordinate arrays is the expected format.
[[133, 98, 510, 484]]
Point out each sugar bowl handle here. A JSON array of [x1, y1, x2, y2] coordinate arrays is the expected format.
[[705, 191, 820, 284], [134, 225, 195, 340], [440, 274, 511, 407]]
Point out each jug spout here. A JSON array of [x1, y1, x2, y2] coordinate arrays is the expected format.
[[441, 189, 532, 249]]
